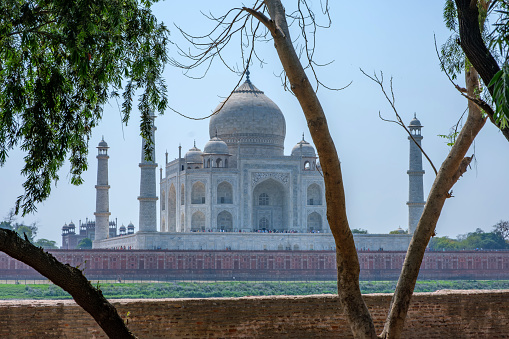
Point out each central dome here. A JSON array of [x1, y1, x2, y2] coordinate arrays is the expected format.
[[209, 78, 286, 157]]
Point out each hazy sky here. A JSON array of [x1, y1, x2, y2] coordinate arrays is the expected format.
[[1, 1, 508, 245]]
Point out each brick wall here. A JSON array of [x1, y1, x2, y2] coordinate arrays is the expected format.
[[1, 290, 508, 338], [2, 250, 509, 280]]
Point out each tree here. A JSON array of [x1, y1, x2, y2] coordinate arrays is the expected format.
[[493, 220, 509, 240], [0, 0, 169, 336], [428, 236, 460, 250], [0, 229, 136, 338], [451, 0, 509, 142], [1, 0, 169, 216], [171, 1, 487, 337], [429, 230, 508, 250], [1, 211, 38, 242], [34, 238, 58, 249], [77, 238, 93, 249], [352, 228, 368, 234]]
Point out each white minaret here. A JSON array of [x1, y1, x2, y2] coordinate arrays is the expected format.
[[94, 137, 111, 242], [407, 114, 425, 234], [138, 113, 158, 232]]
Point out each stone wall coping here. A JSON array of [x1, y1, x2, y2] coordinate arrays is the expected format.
[[2, 289, 509, 308]]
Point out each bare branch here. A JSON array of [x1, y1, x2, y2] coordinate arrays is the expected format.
[[361, 68, 438, 175]]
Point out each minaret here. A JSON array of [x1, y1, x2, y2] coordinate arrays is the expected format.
[[138, 113, 158, 232], [94, 137, 111, 242], [407, 114, 425, 234]]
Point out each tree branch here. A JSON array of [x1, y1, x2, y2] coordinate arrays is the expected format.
[[361, 69, 438, 176], [0, 229, 136, 339]]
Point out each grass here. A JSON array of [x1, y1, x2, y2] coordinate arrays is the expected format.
[[1, 280, 508, 300]]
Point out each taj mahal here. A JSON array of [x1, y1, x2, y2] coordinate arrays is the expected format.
[[62, 72, 425, 251]]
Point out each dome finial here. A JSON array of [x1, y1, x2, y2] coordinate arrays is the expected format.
[[414, 112, 417, 118], [193, 140, 196, 148], [302, 132, 305, 141], [246, 66, 250, 83]]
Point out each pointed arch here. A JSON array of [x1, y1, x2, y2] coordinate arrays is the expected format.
[[180, 213, 185, 232], [191, 211, 205, 231], [307, 183, 322, 205], [191, 181, 205, 204], [217, 210, 233, 231], [168, 184, 176, 231], [252, 178, 288, 231], [161, 190, 166, 210], [307, 212, 322, 232], [180, 184, 185, 205], [217, 181, 233, 204]]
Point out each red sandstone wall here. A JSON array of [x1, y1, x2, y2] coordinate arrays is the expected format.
[[1, 250, 509, 280], [1, 290, 508, 338]]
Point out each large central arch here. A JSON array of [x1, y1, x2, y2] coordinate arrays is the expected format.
[[252, 178, 288, 231]]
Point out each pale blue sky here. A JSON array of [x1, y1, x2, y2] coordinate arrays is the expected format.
[[1, 1, 508, 245]]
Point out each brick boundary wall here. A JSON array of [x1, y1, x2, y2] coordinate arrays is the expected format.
[[1, 290, 508, 338], [2, 250, 509, 281]]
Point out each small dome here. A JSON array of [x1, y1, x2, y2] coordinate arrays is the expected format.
[[119, 225, 126, 231], [409, 114, 422, 127], [185, 143, 203, 163], [392, 227, 406, 234], [62, 224, 68, 230], [291, 136, 316, 157], [68, 221, 75, 229], [98, 137, 108, 147], [203, 137, 229, 155], [128, 222, 134, 229]]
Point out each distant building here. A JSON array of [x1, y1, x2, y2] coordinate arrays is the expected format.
[[61, 218, 134, 249]]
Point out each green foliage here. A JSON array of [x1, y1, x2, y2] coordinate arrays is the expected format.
[[438, 130, 460, 147], [34, 238, 58, 249], [2, 280, 509, 299], [488, 65, 509, 129], [77, 238, 92, 249], [493, 220, 509, 241], [0, 0, 169, 216], [351, 228, 368, 234], [429, 228, 509, 250], [0, 221, 13, 230]]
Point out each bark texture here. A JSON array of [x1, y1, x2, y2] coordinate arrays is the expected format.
[[454, 0, 509, 142], [0, 229, 136, 339], [379, 67, 486, 339], [249, 1, 378, 338]]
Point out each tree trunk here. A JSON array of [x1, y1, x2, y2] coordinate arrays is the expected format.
[[380, 67, 486, 339], [454, 0, 509, 142], [256, 1, 378, 337], [0, 229, 136, 339]]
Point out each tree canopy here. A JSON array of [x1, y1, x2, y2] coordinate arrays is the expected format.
[[429, 227, 509, 250], [0, 0, 169, 216], [77, 237, 92, 249]]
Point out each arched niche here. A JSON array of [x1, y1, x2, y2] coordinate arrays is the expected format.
[[217, 181, 233, 204], [252, 178, 288, 231], [217, 210, 233, 231], [191, 181, 205, 204], [191, 211, 205, 231], [307, 183, 322, 205]]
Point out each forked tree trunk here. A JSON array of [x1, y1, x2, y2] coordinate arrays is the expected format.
[[0, 229, 136, 339], [379, 68, 485, 338]]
